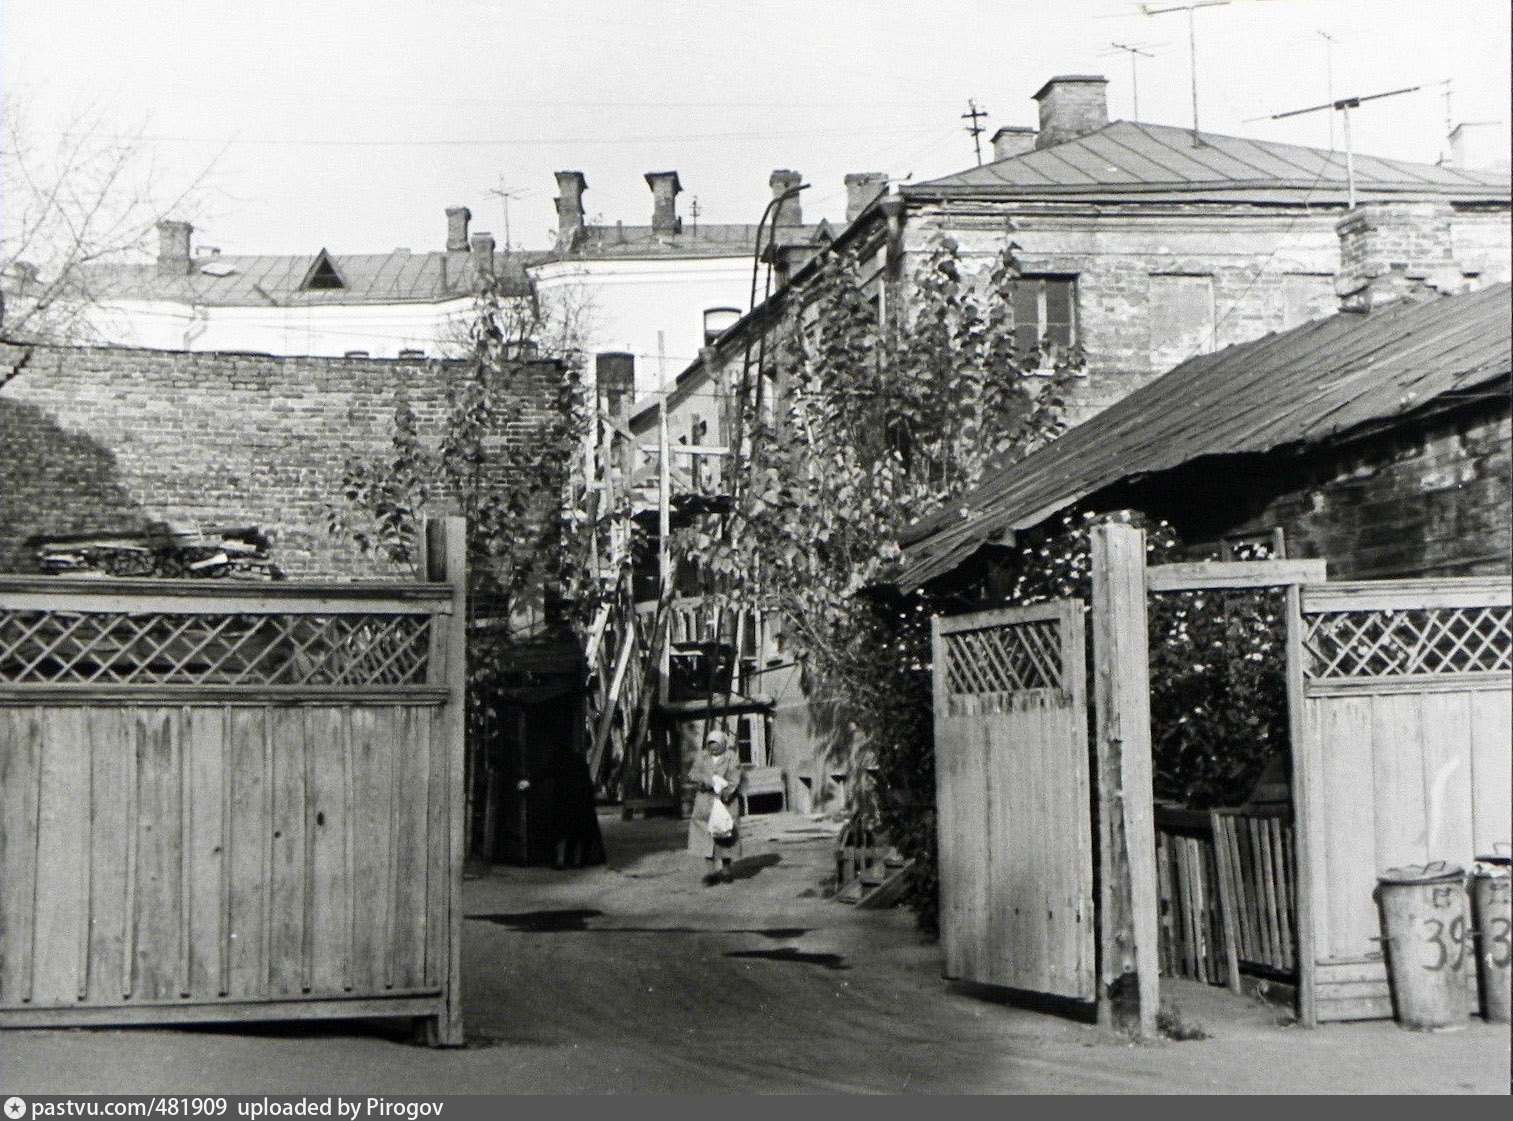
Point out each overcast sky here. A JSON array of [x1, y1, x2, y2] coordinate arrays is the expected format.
[[5, 0, 1508, 257]]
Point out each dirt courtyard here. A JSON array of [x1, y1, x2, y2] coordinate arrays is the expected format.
[[4, 812, 1508, 1094]]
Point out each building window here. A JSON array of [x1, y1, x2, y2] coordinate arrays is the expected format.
[[1149, 274, 1216, 370], [1010, 275, 1078, 368], [300, 249, 346, 292]]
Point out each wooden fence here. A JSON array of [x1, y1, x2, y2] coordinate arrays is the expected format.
[[0, 518, 467, 1043], [1290, 577, 1511, 1024]]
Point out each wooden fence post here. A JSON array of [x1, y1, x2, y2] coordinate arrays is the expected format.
[[1090, 523, 1159, 1039], [424, 516, 467, 1046]]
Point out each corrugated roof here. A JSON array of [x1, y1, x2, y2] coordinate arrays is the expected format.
[[904, 121, 1510, 204], [897, 282, 1513, 588], [85, 249, 547, 307]]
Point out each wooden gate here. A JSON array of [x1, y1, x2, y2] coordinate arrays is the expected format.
[[1289, 576, 1512, 1024], [931, 601, 1094, 1000], [0, 519, 467, 1043]]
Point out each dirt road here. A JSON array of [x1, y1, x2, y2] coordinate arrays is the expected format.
[[5, 814, 1508, 1094]]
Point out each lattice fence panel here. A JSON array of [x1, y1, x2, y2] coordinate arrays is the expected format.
[[943, 619, 1063, 696], [1302, 605, 1511, 678], [0, 609, 433, 686]]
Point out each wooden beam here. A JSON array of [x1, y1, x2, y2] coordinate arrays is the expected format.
[[1145, 559, 1326, 592], [638, 443, 731, 457], [422, 516, 467, 1047], [1285, 583, 1318, 1029], [1090, 523, 1159, 1040], [1301, 577, 1512, 612]]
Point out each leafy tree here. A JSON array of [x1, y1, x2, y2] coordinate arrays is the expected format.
[[683, 236, 1079, 925]]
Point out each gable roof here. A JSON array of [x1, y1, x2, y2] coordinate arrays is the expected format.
[[897, 282, 1513, 589], [903, 120, 1511, 205], [84, 248, 547, 308]]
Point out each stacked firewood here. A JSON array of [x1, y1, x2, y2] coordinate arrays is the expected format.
[[31, 525, 284, 580]]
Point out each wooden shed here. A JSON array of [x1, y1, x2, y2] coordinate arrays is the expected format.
[[902, 286, 1512, 1029]]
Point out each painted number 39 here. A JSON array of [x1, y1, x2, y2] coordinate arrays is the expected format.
[[1421, 915, 1469, 971]]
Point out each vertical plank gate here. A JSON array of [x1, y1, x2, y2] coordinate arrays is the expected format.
[[931, 601, 1094, 1001], [0, 518, 468, 1042], [1289, 576, 1512, 1024]]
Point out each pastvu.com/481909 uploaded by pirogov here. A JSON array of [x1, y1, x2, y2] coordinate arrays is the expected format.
[[4, 1100, 442, 1119]]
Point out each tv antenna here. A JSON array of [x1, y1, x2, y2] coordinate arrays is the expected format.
[[1263, 84, 1424, 209], [1141, 1, 1231, 146], [961, 99, 990, 166], [1102, 42, 1158, 118], [1316, 31, 1339, 149], [487, 179, 530, 251]]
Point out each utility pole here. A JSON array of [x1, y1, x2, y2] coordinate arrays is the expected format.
[[961, 99, 989, 166], [1267, 85, 1425, 210], [1141, 1, 1231, 146], [1106, 42, 1156, 119]]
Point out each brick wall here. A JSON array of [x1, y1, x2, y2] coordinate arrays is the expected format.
[[1126, 399, 1512, 579], [1233, 405, 1511, 579], [0, 342, 560, 578]]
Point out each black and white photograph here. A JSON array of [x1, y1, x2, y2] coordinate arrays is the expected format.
[[1, 0, 1509, 1098]]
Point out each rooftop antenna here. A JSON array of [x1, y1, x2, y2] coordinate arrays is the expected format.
[[1438, 78, 1454, 162], [1103, 42, 1157, 119], [1316, 30, 1339, 149], [961, 99, 989, 166], [1141, 1, 1231, 147], [487, 178, 530, 251], [1264, 85, 1425, 209]]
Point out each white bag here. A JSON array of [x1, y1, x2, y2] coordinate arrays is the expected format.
[[708, 796, 735, 840]]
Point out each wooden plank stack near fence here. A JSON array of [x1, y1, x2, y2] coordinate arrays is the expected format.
[[0, 518, 468, 1043]]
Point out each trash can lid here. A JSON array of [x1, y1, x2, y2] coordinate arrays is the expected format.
[[1378, 861, 1465, 884]]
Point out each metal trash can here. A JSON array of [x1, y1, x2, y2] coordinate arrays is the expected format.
[[1470, 850, 1511, 1023], [1375, 862, 1471, 1030]]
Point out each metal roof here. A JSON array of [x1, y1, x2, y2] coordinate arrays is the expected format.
[[84, 249, 547, 307], [897, 282, 1513, 589], [903, 121, 1510, 205]]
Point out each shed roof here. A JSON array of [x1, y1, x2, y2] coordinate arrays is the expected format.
[[897, 282, 1513, 589], [903, 121, 1510, 205]]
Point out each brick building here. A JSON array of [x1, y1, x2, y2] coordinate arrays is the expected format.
[[0, 342, 559, 579], [898, 281, 1512, 590], [637, 74, 1510, 450]]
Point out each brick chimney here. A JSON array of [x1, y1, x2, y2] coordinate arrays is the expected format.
[[770, 169, 803, 227], [470, 231, 496, 278], [844, 173, 887, 222], [645, 171, 682, 235], [445, 206, 471, 252], [596, 352, 636, 418], [156, 219, 193, 275], [1032, 75, 1109, 149], [991, 126, 1037, 161], [1335, 202, 1465, 312], [554, 171, 588, 251]]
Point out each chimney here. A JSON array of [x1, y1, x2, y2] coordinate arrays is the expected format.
[[470, 231, 496, 278], [1032, 75, 1109, 149], [554, 171, 588, 250], [844, 173, 887, 222], [991, 126, 1037, 161], [596, 352, 636, 418], [445, 206, 471, 252], [1446, 122, 1512, 171], [770, 169, 803, 227], [645, 171, 682, 235], [156, 219, 193, 275], [1334, 202, 1463, 312]]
